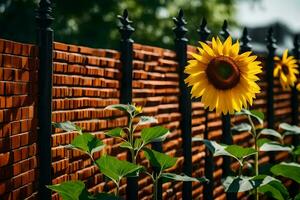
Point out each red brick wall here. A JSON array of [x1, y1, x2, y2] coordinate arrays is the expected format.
[[0, 39, 39, 199], [0, 38, 297, 200]]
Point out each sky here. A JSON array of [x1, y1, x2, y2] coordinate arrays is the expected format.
[[236, 0, 300, 32]]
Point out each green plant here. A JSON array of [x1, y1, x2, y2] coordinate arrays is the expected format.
[[194, 109, 299, 200], [48, 103, 207, 200]]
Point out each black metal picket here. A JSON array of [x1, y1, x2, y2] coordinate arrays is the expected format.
[[266, 27, 277, 129], [36, 0, 53, 199], [173, 9, 193, 200], [118, 9, 139, 200], [292, 35, 299, 126]]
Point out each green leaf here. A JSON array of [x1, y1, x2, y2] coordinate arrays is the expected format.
[[105, 104, 130, 112], [279, 123, 300, 136], [293, 145, 300, 156], [47, 181, 90, 200], [141, 126, 170, 144], [231, 123, 252, 133], [52, 121, 82, 133], [93, 193, 123, 200], [223, 175, 278, 193], [120, 141, 133, 150], [134, 138, 143, 150], [105, 128, 125, 138], [143, 148, 177, 171], [259, 142, 292, 152], [198, 139, 256, 165], [105, 104, 136, 115], [138, 116, 158, 125], [271, 162, 300, 184], [235, 109, 264, 124], [161, 173, 208, 183], [225, 145, 257, 160], [257, 138, 272, 148], [258, 180, 289, 200], [258, 129, 282, 140], [295, 193, 300, 200], [95, 155, 143, 185], [69, 133, 105, 156]]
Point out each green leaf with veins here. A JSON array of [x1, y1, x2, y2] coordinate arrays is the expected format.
[[95, 155, 143, 185], [68, 133, 105, 156], [104, 104, 135, 115], [134, 138, 143, 150], [258, 129, 282, 140], [258, 180, 289, 200], [120, 141, 133, 150], [259, 142, 292, 152], [105, 127, 125, 138], [279, 123, 300, 136], [141, 126, 169, 144], [52, 121, 82, 134], [138, 116, 158, 126], [224, 145, 257, 160], [235, 109, 264, 124], [231, 123, 252, 133], [195, 139, 256, 166], [47, 181, 90, 200], [271, 162, 300, 184], [160, 173, 208, 183], [223, 175, 279, 193], [143, 148, 177, 171], [257, 138, 272, 148]]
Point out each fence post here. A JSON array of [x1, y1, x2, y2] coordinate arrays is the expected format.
[[36, 0, 53, 199], [291, 35, 299, 126], [266, 27, 277, 129], [219, 20, 237, 200], [197, 18, 214, 200], [240, 27, 252, 53], [173, 9, 192, 200], [118, 10, 137, 200]]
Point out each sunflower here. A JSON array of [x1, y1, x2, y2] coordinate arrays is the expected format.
[[184, 36, 262, 114], [274, 49, 299, 90]]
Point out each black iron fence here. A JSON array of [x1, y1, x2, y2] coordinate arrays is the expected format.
[[34, 0, 300, 199]]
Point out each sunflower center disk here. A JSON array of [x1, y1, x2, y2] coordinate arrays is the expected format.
[[282, 64, 289, 75], [206, 56, 240, 90]]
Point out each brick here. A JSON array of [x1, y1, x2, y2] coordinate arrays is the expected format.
[[11, 135, 20, 149], [0, 82, 4, 95], [4, 40, 13, 54], [11, 121, 21, 135], [0, 152, 11, 167], [3, 68, 15, 81], [54, 42, 68, 51], [3, 55, 12, 68], [13, 42, 22, 55], [0, 40, 4, 53], [0, 97, 5, 108]]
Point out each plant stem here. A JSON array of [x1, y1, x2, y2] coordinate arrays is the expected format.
[[153, 178, 158, 200], [115, 183, 120, 196], [248, 115, 259, 200], [128, 116, 136, 164]]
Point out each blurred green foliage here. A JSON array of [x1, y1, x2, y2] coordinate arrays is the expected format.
[[0, 0, 236, 49]]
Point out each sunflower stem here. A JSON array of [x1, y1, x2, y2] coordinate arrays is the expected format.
[[247, 115, 259, 200]]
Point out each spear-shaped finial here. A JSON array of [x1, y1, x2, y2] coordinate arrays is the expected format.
[[240, 27, 252, 53], [266, 27, 277, 51], [197, 17, 211, 42], [118, 9, 135, 42], [173, 9, 188, 42], [219, 20, 230, 39]]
